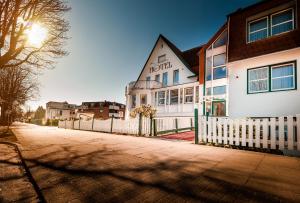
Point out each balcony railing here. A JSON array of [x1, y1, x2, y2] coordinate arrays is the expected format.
[[126, 80, 162, 95]]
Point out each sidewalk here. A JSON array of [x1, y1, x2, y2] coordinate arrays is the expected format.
[[0, 142, 39, 202]]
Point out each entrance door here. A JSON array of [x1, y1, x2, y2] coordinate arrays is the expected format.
[[212, 101, 226, 116]]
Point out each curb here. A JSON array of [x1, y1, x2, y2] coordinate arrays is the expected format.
[[0, 141, 47, 203]]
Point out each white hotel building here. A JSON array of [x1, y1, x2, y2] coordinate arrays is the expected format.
[[126, 0, 300, 119], [125, 35, 203, 118]]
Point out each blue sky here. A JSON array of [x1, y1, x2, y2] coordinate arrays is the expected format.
[[28, 0, 259, 109]]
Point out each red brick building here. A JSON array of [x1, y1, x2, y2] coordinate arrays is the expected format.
[[78, 101, 125, 120]]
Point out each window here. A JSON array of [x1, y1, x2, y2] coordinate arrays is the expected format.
[[271, 9, 294, 36], [140, 94, 147, 105], [180, 88, 183, 103], [248, 67, 269, 93], [248, 8, 295, 43], [170, 89, 178, 105], [205, 101, 212, 115], [213, 85, 226, 95], [206, 87, 212, 96], [166, 90, 169, 105], [247, 62, 296, 94], [146, 76, 151, 89], [158, 91, 165, 105], [158, 54, 166, 63], [213, 66, 227, 80], [155, 74, 160, 82], [162, 72, 168, 87], [248, 17, 268, 42], [206, 57, 212, 81], [195, 86, 199, 103], [212, 101, 226, 117], [271, 63, 295, 91], [213, 31, 227, 48], [213, 53, 226, 67], [173, 69, 179, 84], [131, 95, 136, 108], [184, 87, 194, 103]]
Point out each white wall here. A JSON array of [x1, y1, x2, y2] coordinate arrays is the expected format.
[[228, 48, 300, 118], [138, 37, 197, 85]]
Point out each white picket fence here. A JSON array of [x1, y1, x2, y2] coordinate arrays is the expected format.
[[58, 117, 152, 135], [58, 116, 194, 136], [198, 115, 300, 151]]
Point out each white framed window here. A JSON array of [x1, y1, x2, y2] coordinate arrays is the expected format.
[[162, 72, 168, 87], [146, 76, 151, 89], [195, 86, 199, 103], [213, 53, 226, 67], [131, 95, 136, 108], [184, 87, 194, 103], [155, 74, 160, 82], [140, 94, 147, 105], [248, 67, 269, 93], [248, 17, 268, 43], [271, 63, 295, 91], [158, 54, 166, 63], [271, 8, 294, 36], [206, 87, 212, 96], [170, 89, 178, 105], [173, 69, 179, 84], [158, 91, 165, 105], [213, 30, 228, 48], [213, 85, 226, 95], [206, 56, 212, 81]]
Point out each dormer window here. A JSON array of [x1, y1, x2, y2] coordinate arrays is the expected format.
[[158, 54, 166, 63], [247, 8, 295, 43]]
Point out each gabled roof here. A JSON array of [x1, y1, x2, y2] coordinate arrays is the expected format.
[[135, 34, 203, 83]]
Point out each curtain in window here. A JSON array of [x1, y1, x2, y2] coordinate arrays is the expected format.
[[272, 65, 294, 90], [248, 67, 268, 92]]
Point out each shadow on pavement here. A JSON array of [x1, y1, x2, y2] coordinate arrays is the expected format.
[[13, 143, 292, 203]]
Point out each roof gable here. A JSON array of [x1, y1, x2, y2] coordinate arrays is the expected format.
[[135, 34, 202, 83]]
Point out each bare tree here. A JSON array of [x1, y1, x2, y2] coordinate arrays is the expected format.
[[0, 0, 70, 70], [0, 66, 38, 125]]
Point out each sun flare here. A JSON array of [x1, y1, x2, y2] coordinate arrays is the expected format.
[[25, 23, 47, 47]]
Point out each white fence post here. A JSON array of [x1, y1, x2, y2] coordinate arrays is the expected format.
[[241, 119, 246, 146], [287, 116, 294, 150], [270, 118, 276, 149], [297, 115, 300, 151], [279, 117, 285, 150], [223, 119, 228, 145], [248, 119, 253, 147], [234, 119, 240, 146], [217, 118, 222, 144]]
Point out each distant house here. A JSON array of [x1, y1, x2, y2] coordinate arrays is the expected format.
[[45, 101, 78, 120], [77, 101, 125, 120]]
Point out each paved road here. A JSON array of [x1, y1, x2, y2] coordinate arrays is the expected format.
[[12, 123, 300, 203]]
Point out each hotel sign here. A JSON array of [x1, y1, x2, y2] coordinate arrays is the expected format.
[[150, 61, 172, 73]]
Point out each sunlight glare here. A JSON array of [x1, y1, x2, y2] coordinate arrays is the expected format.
[[26, 23, 47, 47]]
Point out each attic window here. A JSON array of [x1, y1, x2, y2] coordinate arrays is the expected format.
[[158, 54, 166, 63]]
